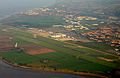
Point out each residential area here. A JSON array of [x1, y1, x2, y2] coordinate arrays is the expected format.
[[19, 7, 120, 54], [81, 27, 120, 54]]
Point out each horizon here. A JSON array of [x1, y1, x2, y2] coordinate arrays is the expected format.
[[0, 0, 56, 18]]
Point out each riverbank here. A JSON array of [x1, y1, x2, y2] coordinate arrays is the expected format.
[[1, 58, 108, 78]]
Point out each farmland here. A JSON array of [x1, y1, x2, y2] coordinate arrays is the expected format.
[[67, 41, 116, 54], [1, 15, 65, 27], [0, 25, 120, 76]]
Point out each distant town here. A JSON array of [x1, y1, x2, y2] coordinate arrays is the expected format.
[[16, 7, 120, 54]]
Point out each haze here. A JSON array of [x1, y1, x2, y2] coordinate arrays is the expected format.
[[0, 0, 55, 18]]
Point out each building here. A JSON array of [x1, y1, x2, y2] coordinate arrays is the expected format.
[[50, 33, 67, 38]]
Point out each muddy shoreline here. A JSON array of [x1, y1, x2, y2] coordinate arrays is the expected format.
[[1, 58, 108, 78]]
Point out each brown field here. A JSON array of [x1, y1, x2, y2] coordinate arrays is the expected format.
[[27, 48, 55, 55], [21, 45, 55, 55], [0, 36, 14, 51]]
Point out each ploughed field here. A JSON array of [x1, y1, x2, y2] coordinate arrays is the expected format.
[[21, 45, 55, 55], [0, 35, 14, 51], [0, 25, 120, 75]]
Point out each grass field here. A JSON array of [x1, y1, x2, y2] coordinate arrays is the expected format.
[[67, 41, 115, 53], [0, 25, 120, 75], [1, 15, 65, 27]]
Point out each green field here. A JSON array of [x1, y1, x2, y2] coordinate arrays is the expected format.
[[0, 25, 120, 75], [1, 15, 65, 27], [67, 41, 115, 53]]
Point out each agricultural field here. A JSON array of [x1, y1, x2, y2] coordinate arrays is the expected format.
[[1, 15, 65, 27], [0, 35, 14, 51], [22, 45, 55, 55], [67, 41, 116, 53], [0, 25, 120, 75]]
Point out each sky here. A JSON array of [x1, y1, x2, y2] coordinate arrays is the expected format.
[[0, 0, 55, 7], [0, 0, 56, 18]]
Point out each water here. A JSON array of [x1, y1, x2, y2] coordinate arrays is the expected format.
[[0, 60, 95, 78], [0, 0, 56, 18]]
